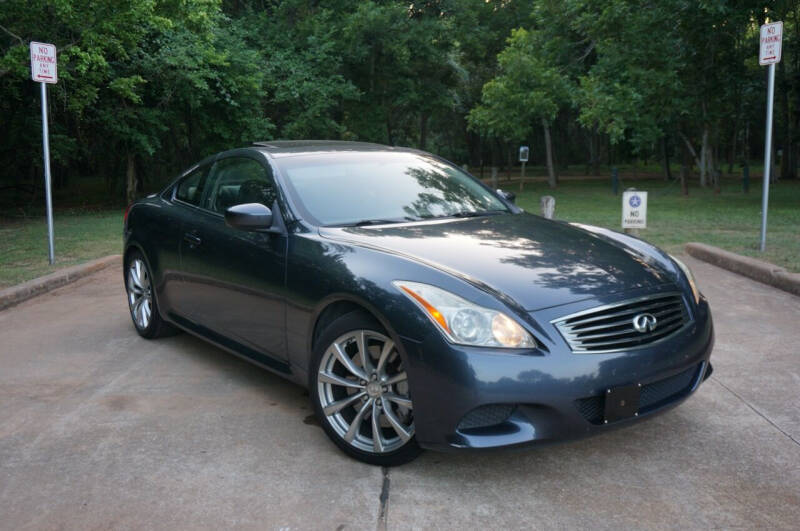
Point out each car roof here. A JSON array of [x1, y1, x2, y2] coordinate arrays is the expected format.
[[252, 140, 421, 158]]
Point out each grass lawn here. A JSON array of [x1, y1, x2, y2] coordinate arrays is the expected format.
[[514, 177, 800, 272], [0, 209, 122, 288], [1, 176, 797, 289]]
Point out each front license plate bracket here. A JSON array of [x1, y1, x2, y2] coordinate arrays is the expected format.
[[604, 383, 640, 423]]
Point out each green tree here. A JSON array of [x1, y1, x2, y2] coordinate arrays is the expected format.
[[469, 28, 570, 188], [337, 1, 457, 148]]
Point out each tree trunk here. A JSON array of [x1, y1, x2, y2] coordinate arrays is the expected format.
[[711, 130, 721, 193], [418, 113, 428, 151], [126, 152, 138, 204], [467, 130, 481, 168], [743, 121, 750, 181], [661, 136, 672, 180], [489, 140, 497, 178], [771, 142, 778, 183], [679, 142, 689, 196], [679, 132, 702, 173], [185, 104, 195, 163], [542, 118, 556, 189], [709, 147, 720, 194], [491, 139, 509, 181], [779, 59, 794, 179], [587, 128, 600, 176], [699, 127, 709, 187], [385, 111, 394, 145], [506, 143, 512, 181], [791, 112, 800, 180], [728, 126, 737, 175], [479, 134, 485, 178]]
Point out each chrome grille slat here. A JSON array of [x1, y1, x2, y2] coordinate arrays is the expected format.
[[571, 313, 684, 342], [553, 293, 691, 353], [577, 321, 684, 348], [564, 299, 681, 329], [564, 308, 683, 336]]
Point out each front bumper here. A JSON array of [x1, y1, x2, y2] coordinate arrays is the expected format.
[[402, 293, 714, 451]]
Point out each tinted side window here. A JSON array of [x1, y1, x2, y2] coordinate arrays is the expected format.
[[206, 157, 277, 214], [175, 165, 209, 206]]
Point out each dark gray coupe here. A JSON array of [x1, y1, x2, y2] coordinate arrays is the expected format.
[[123, 141, 714, 465]]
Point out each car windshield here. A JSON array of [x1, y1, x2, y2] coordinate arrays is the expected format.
[[275, 152, 509, 226]]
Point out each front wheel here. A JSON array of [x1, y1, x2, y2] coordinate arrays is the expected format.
[[125, 250, 175, 339], [310, 311, 422, 466]]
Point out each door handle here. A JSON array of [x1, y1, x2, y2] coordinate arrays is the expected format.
[[183, 232, 202, 246]]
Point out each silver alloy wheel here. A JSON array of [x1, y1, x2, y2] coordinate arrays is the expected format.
[[126, 258, 153, 330], [317, 330, 414, 454]]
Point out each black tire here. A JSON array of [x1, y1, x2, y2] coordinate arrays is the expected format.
[[124, 250, 176, 339], [310, 310, 423, 466]]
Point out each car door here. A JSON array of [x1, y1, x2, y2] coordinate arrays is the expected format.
[[166, 162, 213, 318], [178, 152, 288, 363]]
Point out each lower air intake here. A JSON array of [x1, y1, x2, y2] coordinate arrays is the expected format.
[[457, 404, 515, 431], [575, 364, 701, 425]]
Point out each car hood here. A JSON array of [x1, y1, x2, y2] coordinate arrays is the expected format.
[[318, 213, 676, 311]]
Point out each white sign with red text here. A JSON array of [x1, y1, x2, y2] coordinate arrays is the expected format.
[[30, 42, 57, 83], [759, 22, 783, 65]]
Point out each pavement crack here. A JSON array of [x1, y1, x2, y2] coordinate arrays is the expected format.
[[377, 466, 390, 531], [711, 376, 800, 447]]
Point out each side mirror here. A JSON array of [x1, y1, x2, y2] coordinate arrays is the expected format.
[[497, 189, 516, 204], [225, 203, 273, 231]]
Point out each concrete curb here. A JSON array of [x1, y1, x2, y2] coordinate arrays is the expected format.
[[685, 243, 800, 297], [0, 254, 122, 311]]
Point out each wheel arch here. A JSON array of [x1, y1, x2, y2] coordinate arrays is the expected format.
[[123, 241, 147, 270], [308, 294, 412, 370], [123, 241, 159, 284], [123, 241, 170, 323]]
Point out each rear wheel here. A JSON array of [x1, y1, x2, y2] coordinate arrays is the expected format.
[[125, 250, 175, 339], [310, 311, 422, 466]]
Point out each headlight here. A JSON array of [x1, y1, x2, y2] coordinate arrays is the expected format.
[[670, 255, 700, 304], [393, 281, 536, 349]]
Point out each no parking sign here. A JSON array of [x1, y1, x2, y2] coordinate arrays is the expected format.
[[31, 42, 58, 264], [622, 191, 647, 229]]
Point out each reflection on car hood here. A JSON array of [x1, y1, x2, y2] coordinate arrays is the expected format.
[[318, 213, 676, 311]]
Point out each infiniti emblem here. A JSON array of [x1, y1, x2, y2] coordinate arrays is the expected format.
[[632, 313, 657, 333]]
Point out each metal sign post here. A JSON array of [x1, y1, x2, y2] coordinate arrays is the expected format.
[[518, 146, 529, 192], [30, 42, 58, 264], [40, 83, 55, 264], [758, 22, 782, 252]]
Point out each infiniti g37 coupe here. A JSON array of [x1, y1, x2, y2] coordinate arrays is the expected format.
[[123, 141, 714, 465]]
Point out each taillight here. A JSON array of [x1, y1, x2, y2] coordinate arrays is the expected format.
[[124, 203, 132, 229]]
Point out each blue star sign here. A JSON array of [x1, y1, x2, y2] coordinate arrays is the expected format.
[[629, 195, 641, 208]]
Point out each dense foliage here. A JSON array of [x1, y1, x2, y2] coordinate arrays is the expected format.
[[1, 0, 798, 203]]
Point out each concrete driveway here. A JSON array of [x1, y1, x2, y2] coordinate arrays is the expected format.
[[1, 257, 798, 529]]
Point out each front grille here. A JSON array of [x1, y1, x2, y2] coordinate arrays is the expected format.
[[457, 404, 515, 431], [575, 364, 701, 424], [554, 293, 690, 353]]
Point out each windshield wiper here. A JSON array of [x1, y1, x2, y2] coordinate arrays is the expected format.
[[334, 217, 419, 227], [432, 210, 507, 219], [333, 211, 504, 226]]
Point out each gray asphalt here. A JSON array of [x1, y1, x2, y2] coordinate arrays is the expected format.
[[1, 256, 798, 529]]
